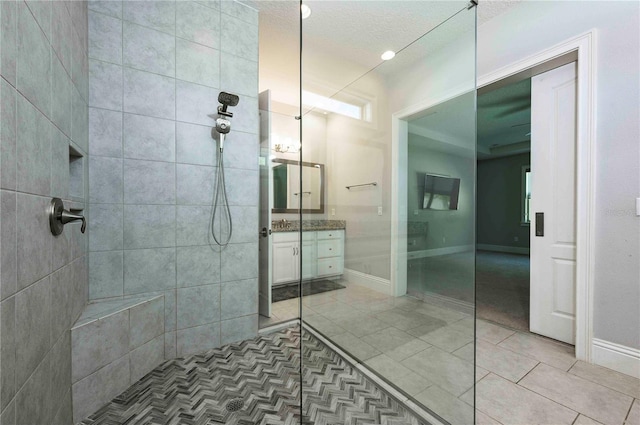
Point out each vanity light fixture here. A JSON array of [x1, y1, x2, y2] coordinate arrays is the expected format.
[[301, 4, 311, 19], [381, 50, 396, 60]]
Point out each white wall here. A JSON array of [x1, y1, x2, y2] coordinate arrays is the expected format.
[[390, 1, 640, 350]]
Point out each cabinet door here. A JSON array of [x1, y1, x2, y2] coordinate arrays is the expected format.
[[272, 241, 297, 284], [300, 239, 316, 280]]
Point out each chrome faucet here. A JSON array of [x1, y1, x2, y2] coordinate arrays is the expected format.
[[49, 198, 86, 235]]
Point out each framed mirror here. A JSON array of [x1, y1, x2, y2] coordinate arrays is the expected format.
[[272, 158, 325, 213]]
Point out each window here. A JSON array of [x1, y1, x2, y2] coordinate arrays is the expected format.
[[301, 90, 371, 121], [522, 165, 531, 224]]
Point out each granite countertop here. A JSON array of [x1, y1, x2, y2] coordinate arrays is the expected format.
[[271, 220, 346, 232]]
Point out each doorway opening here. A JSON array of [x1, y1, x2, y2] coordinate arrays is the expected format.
[[476, 53, 579, 349], [476, 77, 532, 332]]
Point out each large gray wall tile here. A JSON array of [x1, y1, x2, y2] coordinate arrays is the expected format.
[[124, 22, 175, 77], [225, 168, 257, 206], [51, 389, 73, 425], [71, 86, 89, 152], [124, 248, 176, 295], [220, 53, 257, 97], [228, 206, 257, 244], [123, 1, 175, 35], [15, 277, 51, 391], [176, 163, 214, 205], [52, 1, 73, 72], [1, 297, 16, 412], [123, 114, 176, 162], [50, 264, 82, 344], [51, 127, 71, 199], [163, 289, 177, 332], [220, 15, 257, 61], [0, 80, 17, 190], [177, 284, 220, 329], [89, 0, 122, 19], [176, 1, 220, 48], [124, 159, 175, 204], [89, 59, 123, 110], [16, 95, 51, 195], [50, 331, 72, 415], [176, 205, 211, 246], [220, 314, 257, 346], [1, 191, 17, 300], [89, 251, 124, 299], [89, 156, 123, 203], [17, 195, 52, 289], [221, 243, 258, 282], [15, 354, 52, 425], [177, 246, 220, 287], [220, 1, 258, 26], [123, 68, 175, 120], [89, 10, 122, 64], [176, 38, 219, 87], [17, 2, 51, 115], [221, 279, 257, 320], [176, 122, 216, 166], [130, 335, 164, 383], [222, 131, 257, 170], [52, 56, 72, 138], [130, 297, 165, 349], [89, 204, 123, 251], [124, 205, 176, 249], [71, 309, 129, 383], [72, 354, 130, 423], [1, 0, 18, 85], [176, 80, 217, 126], [228, 94, 258, 134], [89, 107, 123, 157], [176, 322, 220, 357]]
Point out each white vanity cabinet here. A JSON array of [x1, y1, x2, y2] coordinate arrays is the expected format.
[[272, 229, 344, 285]]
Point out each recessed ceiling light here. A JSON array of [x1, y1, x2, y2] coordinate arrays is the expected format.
[[301, 4, 311, 19], [381, 50, 396, 61]]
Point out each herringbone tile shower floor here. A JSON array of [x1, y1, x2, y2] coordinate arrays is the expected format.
[[79, 327, 426, 425]]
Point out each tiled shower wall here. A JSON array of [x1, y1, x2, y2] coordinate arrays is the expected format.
[[87, 0, 259, 358], [0, 1, 89, 423]]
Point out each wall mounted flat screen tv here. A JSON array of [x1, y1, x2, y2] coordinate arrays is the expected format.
[[422, 174, 461, 210]]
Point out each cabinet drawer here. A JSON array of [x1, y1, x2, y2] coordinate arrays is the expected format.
[[317, 230, 343, 240], [317, 258, 343, 277], [317, 239, 342, 258]]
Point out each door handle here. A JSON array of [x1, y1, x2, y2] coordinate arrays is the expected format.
[[535, 212, 544, 237], [260, 227, 271, 238]]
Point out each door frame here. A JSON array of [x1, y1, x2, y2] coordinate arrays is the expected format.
[[391, 30, 596, 362]]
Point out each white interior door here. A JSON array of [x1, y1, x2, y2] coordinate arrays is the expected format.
[[258, 91, 273, 317], [530, 62, 577, 345]]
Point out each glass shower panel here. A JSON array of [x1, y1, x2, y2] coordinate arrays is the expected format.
[[300, 2, 476, 424]]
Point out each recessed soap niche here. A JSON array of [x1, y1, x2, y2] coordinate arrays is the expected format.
[[69, 144, 84, 200]]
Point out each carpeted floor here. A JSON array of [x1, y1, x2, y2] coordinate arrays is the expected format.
[[272, 280, 346, 303], [476, 250, 530, 331]]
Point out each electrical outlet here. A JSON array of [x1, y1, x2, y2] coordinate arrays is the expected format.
[[377, 206, 383, 216], [514, 236, 519, 242], [413, 209, 419, 215], [331, 208, 335, 216], [442, 236, 446, 243]]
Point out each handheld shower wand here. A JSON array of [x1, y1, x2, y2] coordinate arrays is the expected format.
[[211, 92, 239, 246], [214, 92, 239, 153]]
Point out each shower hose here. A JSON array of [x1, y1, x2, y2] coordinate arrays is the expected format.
[[211, 134, 232, 246]]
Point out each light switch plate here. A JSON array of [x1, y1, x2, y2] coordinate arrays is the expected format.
[[636, 198, 640, 216], [377, 206, 383, 216]]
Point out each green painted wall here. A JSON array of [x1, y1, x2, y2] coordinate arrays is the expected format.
[[477, 153, 531, 249]]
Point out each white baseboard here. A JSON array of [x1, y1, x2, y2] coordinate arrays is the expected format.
[[343, 268, 392, 296], [592, 338, 640, 378], [477, 244, 530, 255], [407, 244, 474, 260]]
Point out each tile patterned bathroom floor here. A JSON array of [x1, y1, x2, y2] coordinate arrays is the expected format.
[[79, 326, 427, 425], [265, 281, 640, 425]]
